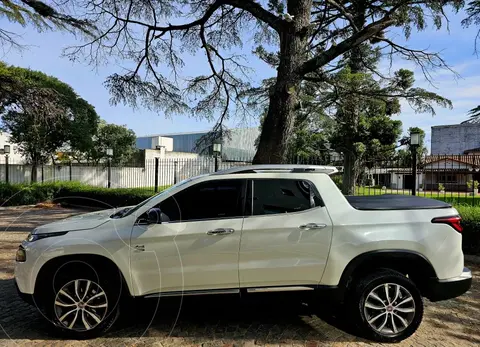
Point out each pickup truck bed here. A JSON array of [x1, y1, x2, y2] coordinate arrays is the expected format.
[[345, 194, 452, 210]]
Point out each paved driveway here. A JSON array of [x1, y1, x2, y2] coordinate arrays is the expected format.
[[0, 206, 479, 346]]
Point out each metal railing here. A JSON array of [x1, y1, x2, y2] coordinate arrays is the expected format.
[[2, 153, 480, 204]]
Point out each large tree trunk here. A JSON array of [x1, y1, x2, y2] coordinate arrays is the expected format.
[[253, 0, 312, 164], [31, 161, 38, 183], [342, 146, 357, 195], [340, 4, 367, 195]]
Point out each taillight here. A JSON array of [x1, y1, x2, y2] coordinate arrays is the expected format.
[[431, 215, 463, 233]]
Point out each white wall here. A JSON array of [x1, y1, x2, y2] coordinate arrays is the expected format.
[[165, 152, 199, 159], [151, 136, 174, 151], [145, 149, 165, 160], [389, 173, 423, 190], [0, 157, 247, 187], [145, 149, 199, 161]]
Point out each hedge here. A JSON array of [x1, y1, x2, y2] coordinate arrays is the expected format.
[[0, 181, 161, 209], [454, 205, 480, 255]]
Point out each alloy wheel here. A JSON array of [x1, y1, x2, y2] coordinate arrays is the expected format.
[[363, 282, 416, 336], [54, 279, 108, 331]]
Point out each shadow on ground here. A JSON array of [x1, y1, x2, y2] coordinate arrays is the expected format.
[[0, 278, 360, 344]]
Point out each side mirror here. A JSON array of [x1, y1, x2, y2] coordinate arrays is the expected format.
[[146, 208, 170, 224], [147, 208, 162, 224]]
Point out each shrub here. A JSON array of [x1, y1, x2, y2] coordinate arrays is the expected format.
[[438, 183, 445, 192], [455, 205, 480, 255], [0, 181, 161, 208]]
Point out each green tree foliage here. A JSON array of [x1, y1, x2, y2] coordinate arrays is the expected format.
[[0, 62, 99, 181], [80, 121, 137, 166], [459, 1, 480, 123], [62, 0, 463, 164], [322, 65, 403, 192], [0, 0, 93, 49], [254, 97, 335, 163], [323, 57, 449, 194], [250, 41, 449, 193], [464, 105, 480, 123]]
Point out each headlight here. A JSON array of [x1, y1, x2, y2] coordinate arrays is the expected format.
[[25, 230, 68, 243], [16, 246, 26, 262]]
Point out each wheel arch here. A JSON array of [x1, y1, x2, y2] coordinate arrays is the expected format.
[[338, 250, 437, 299], [34, 254, 133, 297]]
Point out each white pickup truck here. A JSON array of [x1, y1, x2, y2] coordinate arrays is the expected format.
[[15, 165, 472, 342]]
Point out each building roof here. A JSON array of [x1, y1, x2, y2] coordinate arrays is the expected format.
[[464, 148, 480, 154], [138, 127, 258, 138], [422, 155, 480, 168], [137, 130, 210, 138], [431, 123, 480, 129]]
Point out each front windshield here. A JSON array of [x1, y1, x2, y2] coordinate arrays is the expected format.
[[119, 174, 208, 218]]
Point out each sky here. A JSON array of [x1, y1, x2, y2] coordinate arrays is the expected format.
[[2, 6, 480, 152]]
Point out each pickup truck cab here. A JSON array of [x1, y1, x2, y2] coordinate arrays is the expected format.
[[15, 165, 472, 342]]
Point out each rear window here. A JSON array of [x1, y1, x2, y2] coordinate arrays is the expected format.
[[247, 179, 322, 216]]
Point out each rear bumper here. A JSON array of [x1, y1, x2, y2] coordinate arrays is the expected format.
[[427, 267, 472, 302]]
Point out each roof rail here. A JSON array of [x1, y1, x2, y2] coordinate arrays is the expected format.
[[213, 164, 339, 175]]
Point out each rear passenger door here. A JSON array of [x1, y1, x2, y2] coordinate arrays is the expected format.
[[239, 178, 333, 289]]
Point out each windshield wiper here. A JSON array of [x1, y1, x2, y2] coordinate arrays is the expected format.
[[110, 207, 131, 219]]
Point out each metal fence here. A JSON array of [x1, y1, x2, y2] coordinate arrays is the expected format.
[[2, 153, 480, 204], [355, 154, 480, 205], [0, 156, 255, 191]]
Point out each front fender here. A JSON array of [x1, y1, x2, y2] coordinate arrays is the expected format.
[[17, 220, 135, 296]]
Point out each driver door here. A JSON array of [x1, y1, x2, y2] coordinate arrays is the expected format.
[[129, 179, 246, 296]]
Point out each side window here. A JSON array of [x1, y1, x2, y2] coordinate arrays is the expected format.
[[159, 179, 245, 222], [248, 179, 322, 216]]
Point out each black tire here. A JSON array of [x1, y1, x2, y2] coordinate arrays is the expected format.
[[37, 260, 122, 339], [348, 269, 424, 343]]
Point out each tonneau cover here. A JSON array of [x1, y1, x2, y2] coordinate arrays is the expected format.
[[345, 194, 452, 210]]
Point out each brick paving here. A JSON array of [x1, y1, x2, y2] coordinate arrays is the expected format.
[[0, 206, 479, 346]]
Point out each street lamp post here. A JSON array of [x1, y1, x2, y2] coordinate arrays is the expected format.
[[69, 155, 73, 181], [106, 148, 113, 188], [410, 132, 420, 196], [213, 142, 222, 172], [1, 145, 10, 183]]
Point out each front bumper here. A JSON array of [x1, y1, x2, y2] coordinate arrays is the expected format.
[[15, 280, 34, 306], [427, 267, 473, 302]]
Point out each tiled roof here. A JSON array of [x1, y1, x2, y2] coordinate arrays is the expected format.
[[422, 155, 480, 167], [464, 148, 480, 154]]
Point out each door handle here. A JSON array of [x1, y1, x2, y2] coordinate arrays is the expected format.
[[207, 228, 235, 235], [134, 245, 145, 252], [299, 223, 327, 230]]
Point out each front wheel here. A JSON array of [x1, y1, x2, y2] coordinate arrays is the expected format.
[[38, 262, 122, 339], [53, 279, 112, 332], [349, 270, 424, 343]]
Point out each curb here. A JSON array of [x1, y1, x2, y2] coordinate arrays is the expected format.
[[0, 204, 90, 211], [0, 205, 37, 210], [465, 254, 480, 265]]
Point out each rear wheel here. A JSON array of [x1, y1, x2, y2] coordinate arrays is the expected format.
[[349, 270, 423, 343]]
